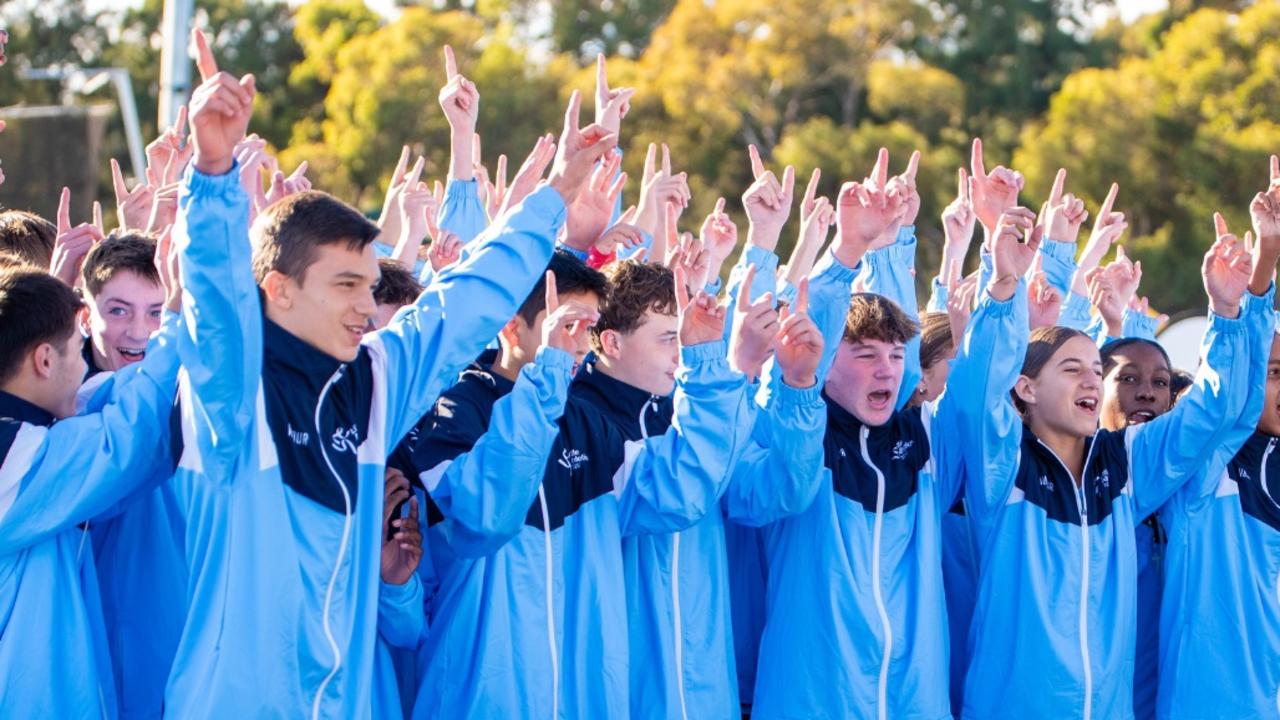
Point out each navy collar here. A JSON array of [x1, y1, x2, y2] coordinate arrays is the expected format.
[[824, 390, 869, 437], [262, 314, 346, 387], [573, 360, 665, 417], [471, 349, 516, 396], [0, 390, 55, 427], [81, 337, 106, 380]]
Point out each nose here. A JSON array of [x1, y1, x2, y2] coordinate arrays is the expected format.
[[1135, 382, 1157, 402], [354, 287, 377, 318], [873, 359, 894, 380], [127, 312, 152, 343]]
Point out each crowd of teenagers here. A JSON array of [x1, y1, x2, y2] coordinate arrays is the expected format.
[[2, 26, 1280, 720]]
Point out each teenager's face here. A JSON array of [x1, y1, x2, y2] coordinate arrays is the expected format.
[[275, 243, 380, 362], [1100, 343, 1173, 431], [911, 347, 955, 408], [1018, 336, 1102, 440], [84, 270, 165, 371], [1258, 334, 1280, 437], [50, 328, 88, 418], [511, 291, 601, 372], [825, 337, 905, 426], [601, 310, 680, 396]]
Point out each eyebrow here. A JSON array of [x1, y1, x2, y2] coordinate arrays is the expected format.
[[102, 296, 163, 308], [333, 271, 377, 283]]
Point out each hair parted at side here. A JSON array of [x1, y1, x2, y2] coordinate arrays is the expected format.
[[250, 191, 380, 285], [517, 250, 609, 326], [1012, 325, 1091, 413], [918, 311, 954, 370], [81, 232, 160, 298], [592, 260, 677, 350], [843, 293, 919, 346], [373, 258, 423, 308], [0, 269, 85, 384], [0, 210, 56, 269]]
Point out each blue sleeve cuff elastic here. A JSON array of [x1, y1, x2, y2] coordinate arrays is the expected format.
[[534, 345, 576, 373], [927, 277, 948, 313], [680, 340, 728, 365], [704, 277, 723, 296], [742, 244, 781, 276], [556, 243, 590, 261], [1121, 309, 1159, 341], [777, 280, 798, 306], [772, 380, 823, 408], [518, 184, 569, 229], [380, 572, 422, 601], [1059, 291, 1092, 330], [185, 160, 243, 194]]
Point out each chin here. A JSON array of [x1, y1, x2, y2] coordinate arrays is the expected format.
[[856, 403, 896, 428]]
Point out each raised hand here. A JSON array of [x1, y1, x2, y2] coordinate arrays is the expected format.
[[969, 138, 1024, 234], [148, 182, 180, 234], [1248, 154, 1280, 294], [727, 264, 778, 379], [476, 146, 507, 220], [1086, 267, 1126, 337], [834, 148, 907, 267], [439, 44, 480, 184], [946, 270, 979, 348], [775, 278, 823, 388], [594, 54, 635, 138], [988, 206, 1039, 300], [497, 133, 556, 217], [785, 177, 834, 289], [1027, 271, 1063, 330], [1071, 182, 1127, 297], [264, 160, 311, 206], [428, 231, 463, 273], [700, 197, 739, 280], [564, 150, 625, 252], [154, 225, 181, 313], [594, 222, 645, 257], [884, 149, 922, 228], [392, 157, 437, 268], [674, 264, 727, 347], [541, 271, 602, 358], [634, 143, 691, 239], [940, 167, 976, 284], [1102, 246, 1142, 310], [188, 28, 256, 176], [1203, 213, 1252, 318], [112, 159, 156, 233], [146, 105, 191, 185], [742, 145, 797, 251], [50, 187, 103, 286], [547, 90, 619, 206], [381, 469, 423, 586], [1043, 191, 1089, 245], [667, 224, 711, 290]]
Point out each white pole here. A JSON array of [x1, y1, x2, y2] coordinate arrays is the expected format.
[[158, 0, 194, 129]]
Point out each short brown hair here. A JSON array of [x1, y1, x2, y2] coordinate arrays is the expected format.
[[373, 258, 423, 308], [1013, 326, 1090, 413], [250, 191, 380, 285], [0, 269, 85, 383], [0, 210, 56, 269], [843, 293, 919, 346], [918, 311, 954, 370], [592, 260, 677, 350], [517, 250, 609, 326], [81, 232, 160, 298]]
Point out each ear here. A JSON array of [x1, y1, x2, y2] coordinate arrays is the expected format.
[[1013, 375, 1036, 409], [915, 378, 928, 396], [77, 306, 91, 336], [597, 328, 623, 360], [261, 270, 294, 310], [30, 342, 55, 380], [497, 317, 522, 348]]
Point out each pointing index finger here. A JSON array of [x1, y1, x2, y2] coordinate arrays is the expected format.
[[1049, 168, 1066, 206], [110, 158, 130, 201], [57, 187, 71, 235], [903, 150, 921, 183], [748, 145, 765, 179], [190, 28, 218, 82], [737, 265, 758, 311], [795, 276, 809, 315], [970, 138, 986, 179], [544, 271, 559, 314], [444, 45, 458, 81], [1099, 182, 1119, 220]]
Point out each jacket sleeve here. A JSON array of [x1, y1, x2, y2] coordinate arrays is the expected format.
[[857, 226, 922, 409], [947, 282, 1029, 524], [437, 178, 489, 245], [617, 341, 752, 536], [1121, 308, 1159, 341], [174, 164, 261, 473], [723, 381, 826, 526], [926, 277, 948, 313], [721, 244, 780, 345], [1035, 238, 1077, 296], [0, 312, 182, 552], [1059, 291, 1092, 332], [414, 347, 574, 558], [1128, 289, 1270, 516], [377, 574, 425, 650], [369, 185, 565, 451]]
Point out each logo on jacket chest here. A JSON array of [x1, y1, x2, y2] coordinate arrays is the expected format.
[[557, 448, 589, 471], [330, 424, 361, 454], [892, 440, 913, 461]]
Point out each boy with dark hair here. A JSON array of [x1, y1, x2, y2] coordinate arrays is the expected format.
[[0, 263, 183, 718], [0, 209, 56, 268], [78, 233, 165, 380], [373, 258, 424, 330], [164, 32, 617, 718]]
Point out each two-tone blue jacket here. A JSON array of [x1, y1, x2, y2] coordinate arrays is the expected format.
[[0, 311, 181, 718], [162, 164, 565, 719]]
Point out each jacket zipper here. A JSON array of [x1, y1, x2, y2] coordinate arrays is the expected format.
[[311, 366, 352, 720], [538, 483, 559, 719], [859, 426, 892, 720], [1261, 438, 1280, 718]]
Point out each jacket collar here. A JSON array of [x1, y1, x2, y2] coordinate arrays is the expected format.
[[262, 314, 346, 387], [0, 390, 55, 427], [466, 349, 516, 397], [824, 390, 869, 438], [81, 337, 106, 380], [574, 360, 665, 418]]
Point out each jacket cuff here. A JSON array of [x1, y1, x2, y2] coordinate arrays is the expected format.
[[534, 346, 576, 374], [380, 572, 422, 599], [185, 160, 243, 196], [773, 380, 823, 407], [680, 340, 728, 365], [518, 184, 569, 229]]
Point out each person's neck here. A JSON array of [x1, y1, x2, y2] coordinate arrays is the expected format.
[[0, 378, 56, 418], [490, 350, 531, 383], [594, 357, 641, 391], [1030, 419, 1089, 485]]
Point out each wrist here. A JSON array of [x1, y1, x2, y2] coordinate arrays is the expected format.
[[988, 274, 1019, 301], [1208, 297, 1241, 319], [747, 225, 781, 253], [781, 371, 817, 389], [192, 152, 233, 177]]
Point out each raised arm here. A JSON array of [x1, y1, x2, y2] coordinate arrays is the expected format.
[[178, 29, 262, 470], [951, 208, 1036, 521], [373, 91, 618, 448]]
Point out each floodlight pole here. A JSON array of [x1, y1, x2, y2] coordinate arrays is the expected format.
[[158, 0, 194, 129]]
